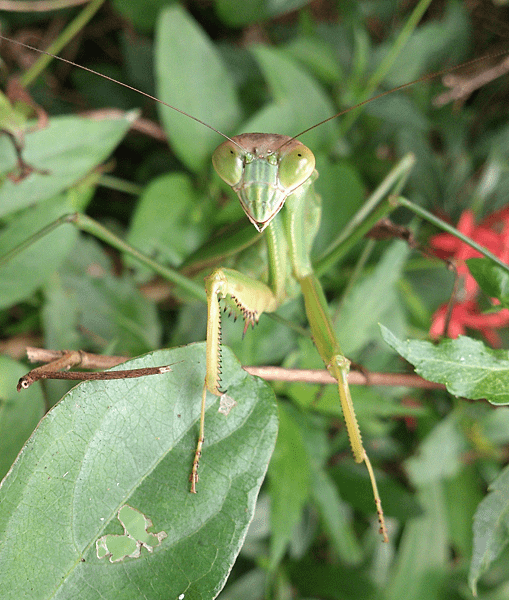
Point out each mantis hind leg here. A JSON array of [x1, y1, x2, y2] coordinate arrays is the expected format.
[[190, 266, 278, 492], [299, 273, 388, 541]]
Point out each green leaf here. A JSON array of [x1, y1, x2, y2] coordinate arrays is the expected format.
[[310, 468, 363, 565], [444, 464, 483, 558], [293, 408, 362, 564], [0, 344, 277, 599], [385, 483, 449, 600], [405, 412, 468, 486], [126, 173, 210, 271], [366, 93, 428, 130], [381, 326, 509, 405], [312, 158, 365, 258], [0, 356, 45, 480], [332, 462, 422, 523], [338, 241, 410, 358], [469, 465, 509, 595], [0, 113, 136, 218], [244, 45, 338, 151], [215, 0, 311, 27], [283, 36, 341, 85], [0, 183, 94, 310], [467, 257, 509, 308], [112, 0, 176, 32], [216, 568, 266, 600], [155, 5, 241, 173], [268, 403, 310, 571], [59, 236, 162, 355]]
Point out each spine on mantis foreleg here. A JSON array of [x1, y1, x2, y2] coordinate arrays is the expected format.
[[205, 268, 278, 395], [299, 273, 364, 463]]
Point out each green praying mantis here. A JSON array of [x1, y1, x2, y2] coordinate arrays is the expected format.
[[1, 9, 506, 551]]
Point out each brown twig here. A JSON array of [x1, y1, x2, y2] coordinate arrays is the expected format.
[[433, 55, 509, 107], [82, 109, 167, 142], [244, 365, 445, 389], [22, 347, 445, 390], [18, 348, 174, 390]]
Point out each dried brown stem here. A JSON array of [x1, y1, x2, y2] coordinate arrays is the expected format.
[[19, 348, 174, 390], [22, 347, 445, 390], [433, 55, 509, 107], [244, 365, 445, 389]]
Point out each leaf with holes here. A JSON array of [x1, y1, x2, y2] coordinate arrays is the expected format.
[[0, 344, 277, 600]]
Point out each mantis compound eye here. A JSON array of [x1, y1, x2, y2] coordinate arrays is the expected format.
[[212, 141, 244, 187], [278, 143, 315, 191]]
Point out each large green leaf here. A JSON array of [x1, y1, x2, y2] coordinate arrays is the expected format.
[[0, 356, 45, 480], [155, 5, 241, 173], [469, 465, 509, 595], [467, 257, 509, 308], [0, 182, 94, 310], [381, 326, 509, 405], [0, 344, 277, 600], [0, 113, 136, 219]]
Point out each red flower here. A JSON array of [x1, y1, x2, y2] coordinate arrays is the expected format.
[[429, 209, 509, 346]]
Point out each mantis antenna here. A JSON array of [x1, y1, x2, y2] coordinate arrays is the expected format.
[[276, 49, 509, 151], [0, 34, 245, 151], [2, 34, 507, 153]]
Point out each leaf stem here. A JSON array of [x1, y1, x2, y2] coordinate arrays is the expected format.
[[396, 197, 509, 274], [20, 0, 106, 87], [341, 0, 434, 134]]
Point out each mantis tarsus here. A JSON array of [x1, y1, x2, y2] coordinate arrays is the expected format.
[[1, 19, 506, 547]]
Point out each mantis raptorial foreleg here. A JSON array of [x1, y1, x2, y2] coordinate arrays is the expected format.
[[190, 267, 279, 491]]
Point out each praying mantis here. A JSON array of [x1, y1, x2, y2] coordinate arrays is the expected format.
[[1, 4, 508, 594]]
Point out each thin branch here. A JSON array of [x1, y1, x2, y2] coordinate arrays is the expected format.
[[25, 347, 127, 368], [244, 365, 445, 389], [19, 348, 175, 390], [433, 55, 509, 107], [83, 109, 168, 142], [23, 347, 445, 390]]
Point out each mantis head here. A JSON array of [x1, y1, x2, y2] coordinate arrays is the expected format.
[[212, 133, 315, 232]]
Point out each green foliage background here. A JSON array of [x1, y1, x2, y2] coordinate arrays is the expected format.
[[1, 0, 509, 599]]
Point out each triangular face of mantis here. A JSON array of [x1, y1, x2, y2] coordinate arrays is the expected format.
[[212, 133, 316, 231]]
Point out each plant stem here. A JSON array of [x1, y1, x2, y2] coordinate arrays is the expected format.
[[341, 0, 434, 134], [0, 213, 207, 303], [20, 0, 106, 87], [315, 153, 415, 276], [397, 197, 509, 274]]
